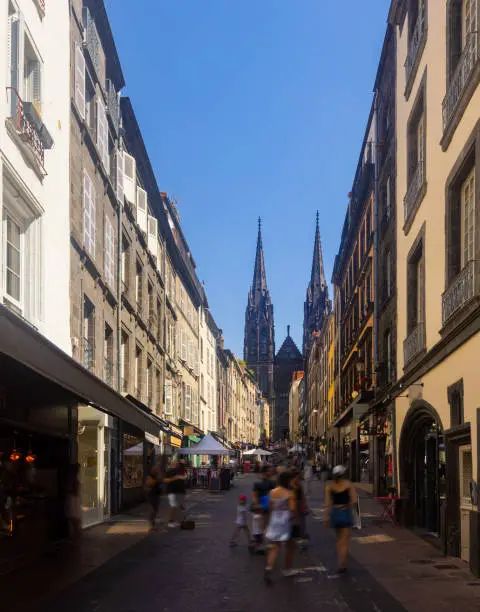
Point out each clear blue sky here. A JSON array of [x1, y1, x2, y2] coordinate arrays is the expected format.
[[105, 0, 390, 356]]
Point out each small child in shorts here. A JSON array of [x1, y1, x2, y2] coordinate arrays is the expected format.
[[230, 494, 251, 547], [251, 505, 265, 553]]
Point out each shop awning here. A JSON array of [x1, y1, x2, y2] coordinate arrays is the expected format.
[[0, 306, 160, 437]]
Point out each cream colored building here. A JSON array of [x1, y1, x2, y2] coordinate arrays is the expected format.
[[391, 0, 480, 574], [289, 374, 303, 444]]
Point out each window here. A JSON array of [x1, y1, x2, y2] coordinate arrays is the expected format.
[[120, 330, 129, 393], [148, 282, 154, 324], [96, 98, 109, 173], [461, 168, 475, 267], [121, 234, 130, 291], [201, 373, 205, 398], [8, 9, 20, 116], [135, 344, 143, 399], [116, 149, 124, 203], [386, 176, 391, 220], [180, 287, 185, 313], [157, 297, 163, 343], [4, 213, 21, 304], [104, 216, 114, 289], [123, 152, 136, 205], [83, 170, 96, 257], [385, 330, 392, 383], [405, 78, 426, 225], [104, 324, 114, 386], [448, 379, 464, 427], [407, 232, 425, 334], [165, 379, 173, 415], [185, 384, 192, 422], [23, 34, 41, 113], [386, 250, 392, 299], [155, 368, 161, 415], [83, 296, 95, 371], [136, 187, 148, 233], [136, 259, 143, 313], [201, 338, 204, 362], [147, 358, 153, 407]]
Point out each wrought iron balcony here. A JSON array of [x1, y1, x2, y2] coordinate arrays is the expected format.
[[82, 8, 100, 76], [104, 357, 114, 387], [443, 32, 479, 130], [83, 338, 95, 372], [403, 322, 425, 366], [404, 160, 425, 224], [405, 6, 426, 87], [6, 88, 53, 173], [106, 79, 120, 134], [442, 260, 478, 325]]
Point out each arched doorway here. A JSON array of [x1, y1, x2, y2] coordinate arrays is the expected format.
[[399, 401, 445, 535]]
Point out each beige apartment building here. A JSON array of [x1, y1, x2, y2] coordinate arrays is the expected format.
[[391, 0, 480, 574], [289, 372, 304, 444]]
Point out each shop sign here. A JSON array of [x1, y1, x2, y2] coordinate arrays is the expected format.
[[170, 435, 182, 448], [170, 424, 183, 438], [183, 425, 194, 436], [145, 432, 160, 446]]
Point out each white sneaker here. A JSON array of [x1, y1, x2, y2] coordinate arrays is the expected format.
[[168, 522, 177, 528]]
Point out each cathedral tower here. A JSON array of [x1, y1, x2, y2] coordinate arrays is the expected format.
[[303, 212, 331, 357], [244, 219, 275, 401]]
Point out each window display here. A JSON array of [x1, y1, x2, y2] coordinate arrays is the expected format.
[[123, 433, 144, 488]]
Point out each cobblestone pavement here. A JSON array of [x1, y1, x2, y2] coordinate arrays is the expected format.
[[9, 475, 480, 612]]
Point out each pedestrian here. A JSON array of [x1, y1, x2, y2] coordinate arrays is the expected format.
[[303, 459, 313, 497], [252, 466, 275, 531], [230, 494, 251, 547], [324, 465, 357, 577], [65, 463, 81, 543], [251, 502, 265, 553], [264, 470, 297, 583], [146, 461, 163, 531], [290, 469, 309, 550], [164, 459, 187, 528]]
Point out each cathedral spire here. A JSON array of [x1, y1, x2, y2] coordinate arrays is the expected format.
[[310, 211, 326, 295], [252, 217, 268, 298]]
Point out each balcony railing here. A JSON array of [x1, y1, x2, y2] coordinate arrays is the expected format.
[[104, 357, 114, 387], [6, 88, 53, 172], [83, 338, 95, 372], [442, 260, 477, 325], [83, 8, 100, 76], [405, 6, 426, 87], [443, 32, 479, 130], [403, 322, 426, 366], [404, 159, 425, 224], [106, 79, 120, 134]]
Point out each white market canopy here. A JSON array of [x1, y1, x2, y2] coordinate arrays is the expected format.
[[177, 433, 233, 456], [243, 448, 272, 457]]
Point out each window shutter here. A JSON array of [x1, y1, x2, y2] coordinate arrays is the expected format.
[[181, 329, 187, 361], [123, 152, 136, 204], [83, 171, 96, 257], [97, 98, 109, 173], [32, 60, 41, 113], [116, 148, 124, 204], [147, 215, 158, 260], [104, 216, 114, 288], [136, 187, 148, 233], [8, 16, 20, 117], [74, 45, 86, 120]]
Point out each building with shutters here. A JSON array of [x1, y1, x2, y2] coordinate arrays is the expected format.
[[1, 0, 70, 349], [389, 0, 480, 574], [199, 303, 220, 435]]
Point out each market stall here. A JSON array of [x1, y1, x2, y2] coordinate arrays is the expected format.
[[177, 434, 233, 490]]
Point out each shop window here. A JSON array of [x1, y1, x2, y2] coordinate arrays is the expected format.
[[123, 433, 144, 489]]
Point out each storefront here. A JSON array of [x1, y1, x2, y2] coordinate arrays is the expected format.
[[77, 405, 115, 528], [359, 404, 394, 495]]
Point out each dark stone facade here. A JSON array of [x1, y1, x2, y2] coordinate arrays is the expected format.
[[244, 220, 275, 404], [274, 331, 303, 441]]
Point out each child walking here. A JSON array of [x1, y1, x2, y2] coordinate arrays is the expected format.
[[251, 504, 265, 553], [230, 494, 251, 547]]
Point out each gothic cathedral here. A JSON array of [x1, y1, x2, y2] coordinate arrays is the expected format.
[[303, 212, 331, 357], [244, 219, 275, 401]]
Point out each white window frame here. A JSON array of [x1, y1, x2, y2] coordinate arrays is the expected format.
[[83, 170, 96, 257], [165, 379, 173, 415], [461, 167, 475, 268], [104, 215, 115, 289], [3, 209, 24, 310], [116, 148, 124, 204]]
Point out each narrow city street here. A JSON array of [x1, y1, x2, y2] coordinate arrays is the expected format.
[[5, 475, 475, 612]]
